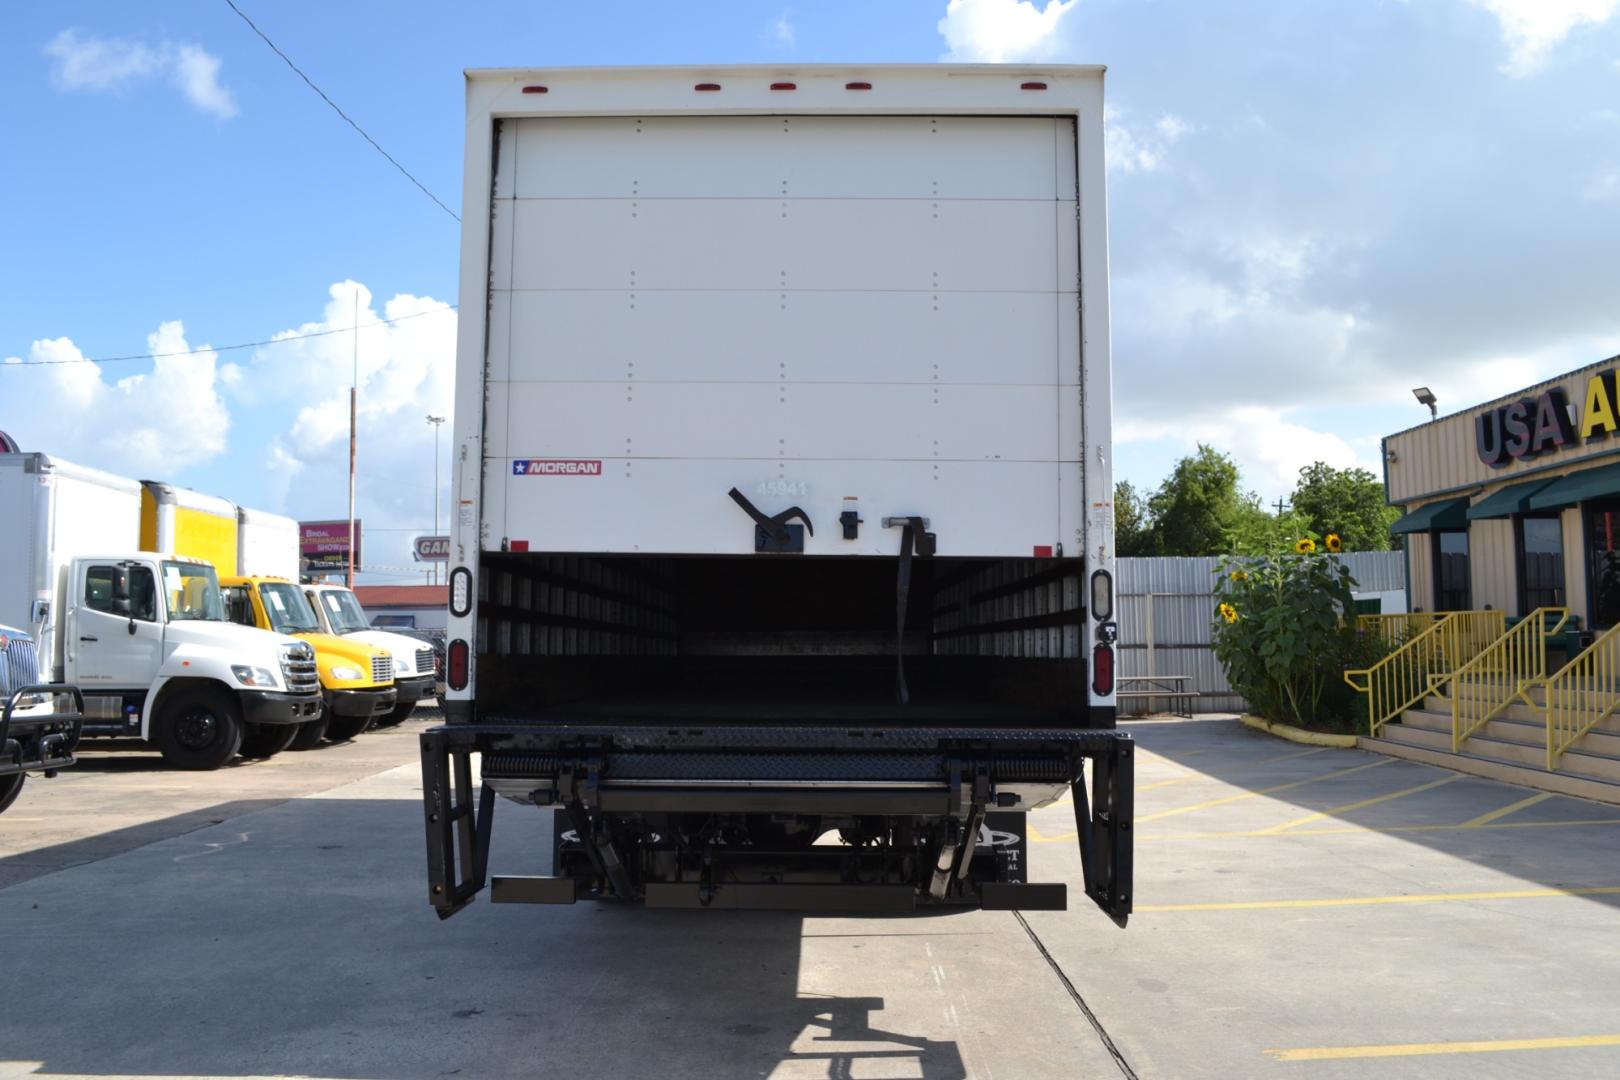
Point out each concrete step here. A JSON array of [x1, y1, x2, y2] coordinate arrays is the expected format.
[[1359, 735, 1620, 808], [1378, 722, 1620, 785], [1421, 693, 1620, 734]]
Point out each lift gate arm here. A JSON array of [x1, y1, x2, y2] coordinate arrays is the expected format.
[[420, 726, 1133, 926]]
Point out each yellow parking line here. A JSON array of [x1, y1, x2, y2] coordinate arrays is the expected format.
[[1461, 791, 1553, 828], [1134, 759, 1391, 824], [1267, 1032, 1620, 1061], [1253, 774, 1461, 835], [1138, 884, 1620, 913]]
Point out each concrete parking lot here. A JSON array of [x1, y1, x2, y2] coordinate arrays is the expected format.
[[4, 716, 1620, 1079]]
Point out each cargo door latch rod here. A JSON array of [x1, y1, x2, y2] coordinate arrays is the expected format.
[[728, 488, 813, 553]]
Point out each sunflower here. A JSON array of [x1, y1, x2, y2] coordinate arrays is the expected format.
[[1218, 602, 1238, 624], [1229, 569, 1249, 582], [1295, 537, 1317, 554], [1325, 533, 1343, 553]]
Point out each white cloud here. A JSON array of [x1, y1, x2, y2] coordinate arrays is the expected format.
[[771, 9, 795, 48], [227, 281, 458, 573], [1466, 0, 1618, 76], [1119, 407, 1375, 497], [1105, 106, 1191, 175], [2, 323, 230, 473], [937, 0, 1077, 61], [44, 29, 238, 118]]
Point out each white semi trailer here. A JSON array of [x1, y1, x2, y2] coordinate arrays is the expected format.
[[423, 65, 1131, 923]]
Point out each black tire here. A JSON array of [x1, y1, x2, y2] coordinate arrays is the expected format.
[[288, 717, 328, 751], [239, 723, 298, 760], [0, 773, 24, 816], [371, 701, 416, 729], [153, 686, 244, 770], [323, 712, 373, 743]]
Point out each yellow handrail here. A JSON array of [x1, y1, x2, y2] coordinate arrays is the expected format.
[[1544, 623, 1620, 770], [1344, 610, 1505, 738], [1356, 612, 1443, 644], [1450, 607, 1569, 752]]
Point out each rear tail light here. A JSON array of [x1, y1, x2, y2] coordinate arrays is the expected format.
[[1092, 643, 1114, 697], [448, 639, 470, 691]]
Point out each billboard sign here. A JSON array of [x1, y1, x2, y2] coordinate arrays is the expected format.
[[300, 520, 361, 573], [413, 535, 450, 562]]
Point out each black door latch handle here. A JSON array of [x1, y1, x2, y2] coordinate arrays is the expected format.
[[728, 488, 813, 552], [79, 636, 98, 643]]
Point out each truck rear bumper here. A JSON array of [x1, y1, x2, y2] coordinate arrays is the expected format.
[[240, 690, 323, 726], [420, 720, 1132, 926], [2, 685, 85, 778]]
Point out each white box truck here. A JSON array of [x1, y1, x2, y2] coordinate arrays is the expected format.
[[423, 65, 1131, 924], [0, 454, 322, 768]]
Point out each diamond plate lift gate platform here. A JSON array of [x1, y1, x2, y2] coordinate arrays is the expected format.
[[420, 723, 1133, 927]]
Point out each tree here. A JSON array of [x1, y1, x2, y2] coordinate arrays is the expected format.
[[1290, 462, 1400, 552], [1114, 480, 1155, 556], [1145, 445, 1257, 556]]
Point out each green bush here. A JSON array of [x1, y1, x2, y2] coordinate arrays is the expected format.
[[1212, 537, 1385, 732]]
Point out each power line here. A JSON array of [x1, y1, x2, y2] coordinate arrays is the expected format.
[[222, 0, 460, 223], [3, 305, 456, 368]]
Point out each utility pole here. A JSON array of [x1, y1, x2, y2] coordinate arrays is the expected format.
[[427, 414, 446, 585], [347, 290, 358, 588], [1273, 496, 1290, 517]]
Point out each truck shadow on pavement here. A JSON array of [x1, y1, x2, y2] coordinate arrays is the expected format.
[[0, 793, 976, 1080]]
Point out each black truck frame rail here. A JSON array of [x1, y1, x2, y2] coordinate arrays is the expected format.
[[420, 722, 1132, 926], [2, 684, 85, 779]]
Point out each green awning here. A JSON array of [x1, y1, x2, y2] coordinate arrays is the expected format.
[[1467, 478, 1558, 520], [1389, 496, 1471, 534], [1526, 461, 1620, 512]]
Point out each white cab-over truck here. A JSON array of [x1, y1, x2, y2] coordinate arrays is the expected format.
[[424, 65, 1131, 923], [0, 454, 322, 769]]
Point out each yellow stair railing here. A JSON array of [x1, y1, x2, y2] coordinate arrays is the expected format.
[[1449, 607, 1568, 752], [1356, 612, 1443, 645], [1544, 623, 1620, 770], [1344, 611, 1505, 738]]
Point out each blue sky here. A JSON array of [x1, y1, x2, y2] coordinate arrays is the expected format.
[[4, 0, 1619, 578]]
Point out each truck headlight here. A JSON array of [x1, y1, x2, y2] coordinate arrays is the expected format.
[[330, 665, 363, 681], [231, 665, 278, 687]]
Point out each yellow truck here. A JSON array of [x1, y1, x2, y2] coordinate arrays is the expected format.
[[220, 576, 397, 748]]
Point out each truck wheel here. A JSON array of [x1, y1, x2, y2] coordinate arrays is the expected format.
[[288, 718, 328, 751], [371, 701, 416, 729], [239, 723, 298, 759], [154, 687, 244, 770], [323, 713, 372, 743], [0, 773, 24, 816]]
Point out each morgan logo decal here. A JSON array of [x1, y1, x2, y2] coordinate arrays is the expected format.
[[513, 459, 602, 476]]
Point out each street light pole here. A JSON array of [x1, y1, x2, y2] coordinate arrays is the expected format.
[[427, 414, 445, 585]]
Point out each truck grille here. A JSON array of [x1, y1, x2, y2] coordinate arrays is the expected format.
[[280, 643, 320, 694], [416, 647, 434, 677], [372, 655, 394, 683], [1, 635, 41, 698]]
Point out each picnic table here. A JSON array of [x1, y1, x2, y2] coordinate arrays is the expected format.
[[1116, 674, 1198, 717]]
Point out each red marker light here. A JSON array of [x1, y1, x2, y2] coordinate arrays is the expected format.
[[1033, 545, 1054, 558], [1092, 643, 1114, 697], [695, 82, 722, 92], [510, 540, 530, 553], [845, 81, 872, 91], [521, 85, 548, 94], [448, 639, 470, 691], [1020, 81, 1048, 91], [770, 82, 796, 91]]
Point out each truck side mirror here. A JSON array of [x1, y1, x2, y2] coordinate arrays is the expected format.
[[111, 596, 132, 617]]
